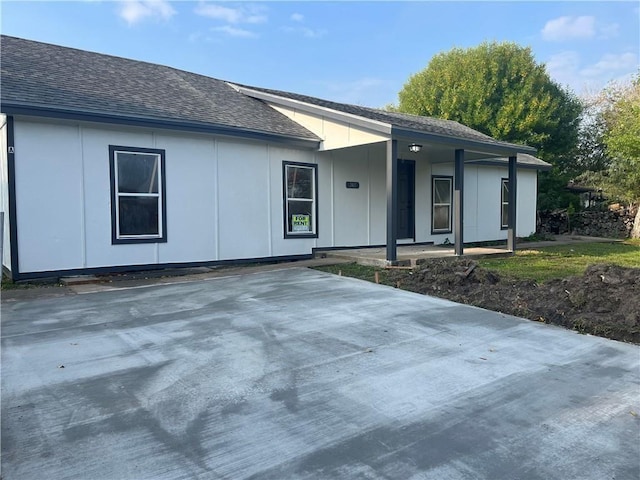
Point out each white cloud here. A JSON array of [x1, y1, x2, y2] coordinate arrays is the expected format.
[[545, 51, 639, 95], [282, 26, 327, 39], [546, 51, 582, 85], [580, 52, 638, 78], [195, 3, 267, 24], [210, 25, 257, 38], [290, 13, 304, 22], [118, 0, 175, 26], [541, 15, 596, 41]]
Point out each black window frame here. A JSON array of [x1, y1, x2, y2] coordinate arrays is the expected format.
[[109, 145, 167, 245], [501, 178, 509, 230], [431, 175, 453, 234], [283, 161, 318, 239]]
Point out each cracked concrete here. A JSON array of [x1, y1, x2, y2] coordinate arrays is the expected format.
[[1, 268, 639, 479]]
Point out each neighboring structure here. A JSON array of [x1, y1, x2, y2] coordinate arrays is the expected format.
[[0, 36, 550, 280]]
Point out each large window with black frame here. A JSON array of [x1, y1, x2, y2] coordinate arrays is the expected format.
[[283, 161, 317, 238], [432, 176, 452, 234], [109, 146, 167, 244]]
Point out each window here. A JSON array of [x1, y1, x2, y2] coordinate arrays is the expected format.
[[109, 146, 167, 244], [283, 162, 318, 238], [501, 178, 509, 229], [432, 176, 452, 234]]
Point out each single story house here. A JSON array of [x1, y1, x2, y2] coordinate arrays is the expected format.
[[0, 35, 550, 281]]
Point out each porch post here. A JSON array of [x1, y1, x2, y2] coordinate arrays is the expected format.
[[386, 139, 398, 263], [454, 149, 464, 256], [507, 155, 517, 252]]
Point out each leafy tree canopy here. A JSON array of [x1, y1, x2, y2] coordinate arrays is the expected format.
[[577, 74, 640, 212], [602, 75, 640, 205], [397, 41, 582, 165]]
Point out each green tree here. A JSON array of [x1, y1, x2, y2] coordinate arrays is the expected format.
[[585, 75, 640, 237], [602, 76, 640, 205], [396, 41, 583, 209]]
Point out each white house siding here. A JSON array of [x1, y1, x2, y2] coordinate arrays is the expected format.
[[318, 147, 538, 249], [516, 169, 538, 237], [14, 120, 86, 273], [0, 114, 11, 270], [269, 104, 388, 151], [11, 117, 539, 275], [12, 118, 318, 274], [473, 166, 538, 240], [316, 144, 387, 248]]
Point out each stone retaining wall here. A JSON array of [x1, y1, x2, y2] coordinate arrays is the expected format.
[[538, 205, 637, 238]]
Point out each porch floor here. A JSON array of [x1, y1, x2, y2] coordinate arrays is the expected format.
[[318, 244, 511, 267], [316, 235, 622, 267]]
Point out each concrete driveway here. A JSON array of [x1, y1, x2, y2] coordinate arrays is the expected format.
[[2, 268, 639, 479]]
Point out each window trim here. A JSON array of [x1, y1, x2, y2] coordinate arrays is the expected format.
[[109, 145, 167, 244], [283, 161, 318, 239], [501, 178, 509, 230], [431, 175, 453, 234]]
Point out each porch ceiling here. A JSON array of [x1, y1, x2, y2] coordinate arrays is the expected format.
[[396, 142, 494, 162], [343, 141, 525, 163]]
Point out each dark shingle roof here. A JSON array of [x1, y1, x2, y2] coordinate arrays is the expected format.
[[469, 153, 552, 170], [1, 35, 536, 156], [235, 85, 535, 152], [0, 35, 319, 141]]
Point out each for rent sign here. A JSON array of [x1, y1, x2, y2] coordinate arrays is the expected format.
[[291, 214, 310, 232]]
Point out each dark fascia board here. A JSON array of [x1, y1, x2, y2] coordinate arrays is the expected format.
[[392, 127, 537, 157], [230, 84, 393, 136], [1, 103, 322, 150], [467, 159, 552, 171]]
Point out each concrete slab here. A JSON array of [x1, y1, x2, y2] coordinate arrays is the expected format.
[[60, 275, 102, 286], [318, 235, 625, 267], [2, 268, 639, 479], [322, 245, 511, 267]]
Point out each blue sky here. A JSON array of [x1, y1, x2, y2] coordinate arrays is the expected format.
[[2, 1, 639, 108]]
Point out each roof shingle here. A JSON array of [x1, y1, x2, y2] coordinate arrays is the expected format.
[[0, 35, 319, 141], [1, 35, 537, 158], [236, 85, 534, 152]]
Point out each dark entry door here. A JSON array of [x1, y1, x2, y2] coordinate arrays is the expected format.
[[397, 159, 415, 239]]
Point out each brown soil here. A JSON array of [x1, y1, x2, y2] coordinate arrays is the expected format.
[[385, 259, 640, 344]]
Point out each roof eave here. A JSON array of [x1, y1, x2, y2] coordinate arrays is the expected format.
[[468, 159, 552, 171], [230, 84, 393, 136], [391, 126, 537, 157], [0, 102, 322, 149]]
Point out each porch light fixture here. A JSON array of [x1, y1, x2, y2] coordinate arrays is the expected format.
[[408, 143, 422, 153]]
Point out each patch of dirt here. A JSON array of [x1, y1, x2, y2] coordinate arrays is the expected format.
[[385, 259, 640, 344]]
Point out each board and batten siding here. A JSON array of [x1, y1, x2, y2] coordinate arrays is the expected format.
[[9, 117, 539, 276], [11, 118, 318, 274], [318, 145, 538, 248]]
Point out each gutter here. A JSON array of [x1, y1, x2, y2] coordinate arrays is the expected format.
[[0, 102, 322, 150]]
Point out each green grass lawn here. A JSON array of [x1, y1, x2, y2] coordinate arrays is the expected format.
[[478, 240, 640, 283], [316, 240, 640, 285]]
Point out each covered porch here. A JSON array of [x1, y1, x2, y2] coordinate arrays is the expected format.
[[383, 135, 536, 264], [236, 85, 543, 263]]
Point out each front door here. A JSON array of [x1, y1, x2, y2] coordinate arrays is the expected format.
[[397, 159, 415, 240]]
